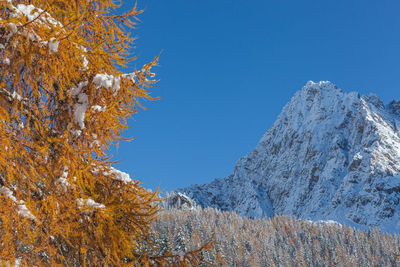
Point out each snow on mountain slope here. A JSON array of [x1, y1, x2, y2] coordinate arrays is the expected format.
[[178, 81, 400, 233]]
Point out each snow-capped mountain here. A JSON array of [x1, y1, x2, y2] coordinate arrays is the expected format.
[[178, 81, 400, 233]]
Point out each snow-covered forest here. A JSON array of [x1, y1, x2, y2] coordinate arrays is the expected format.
[[155, 197, 400, 266]]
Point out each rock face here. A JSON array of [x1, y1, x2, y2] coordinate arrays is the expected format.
[[178, 81, 400, 233], [164, 192, 196, 210]]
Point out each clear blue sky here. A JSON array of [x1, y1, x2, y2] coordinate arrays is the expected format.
[[113, 0, 400, 191]]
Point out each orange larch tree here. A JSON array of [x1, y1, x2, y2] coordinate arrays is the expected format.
[[0, 0, 211, 266]]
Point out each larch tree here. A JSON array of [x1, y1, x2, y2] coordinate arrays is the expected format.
[[0, 0, 211, 266]]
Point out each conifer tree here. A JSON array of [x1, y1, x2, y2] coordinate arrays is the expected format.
[[158, 232, 172, 256], [174, 228, 187, 254], [0, 0, 212, 265]]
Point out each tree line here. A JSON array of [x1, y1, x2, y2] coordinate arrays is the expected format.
[[154, 200, 400, 266]]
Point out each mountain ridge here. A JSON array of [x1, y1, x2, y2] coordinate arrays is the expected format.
[[177, 81, 400, 233]]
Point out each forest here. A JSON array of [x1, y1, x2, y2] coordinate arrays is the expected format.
[[154, 195, 400, 266]]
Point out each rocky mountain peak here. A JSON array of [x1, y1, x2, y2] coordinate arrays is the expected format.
[[177, 81, 400, 233], [302, 80, 339, 93]]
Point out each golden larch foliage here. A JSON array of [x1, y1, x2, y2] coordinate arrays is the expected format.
[[0, 0, 211, 266]]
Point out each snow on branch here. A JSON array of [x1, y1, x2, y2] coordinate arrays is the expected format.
[[76, 198, 105, 210], [1, 2, 62, 53], [0, 186, 36, 220]]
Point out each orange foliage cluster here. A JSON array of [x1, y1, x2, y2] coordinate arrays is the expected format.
[[0, 1, 210, 266]]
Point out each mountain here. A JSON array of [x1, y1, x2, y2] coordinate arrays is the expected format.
[[177, 81, 400, 233]]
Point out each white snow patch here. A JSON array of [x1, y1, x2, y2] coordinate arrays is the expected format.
[[0, 186, 36, 220], [71, 81, 88, 96], [14, 4, 41, 21], [70, 81, 89, 129], [11, 91, 23, 101], [106, 167, 132, 183], [5, 3, 63, 53], [81, 55, 89, 70], [91, 105, 106, 112], [73, 93, 88, 129], [76, 198, 105, 209], [93, 74, 120, 93], [56, 167, 70, 192], [48, 37, 59, 53], [121, 72, 136, 83], [0, 187, 17, 202], [17, 203, 36, 220]]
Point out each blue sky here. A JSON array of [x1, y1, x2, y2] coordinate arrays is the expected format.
[[113, 0, 400, 191]]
